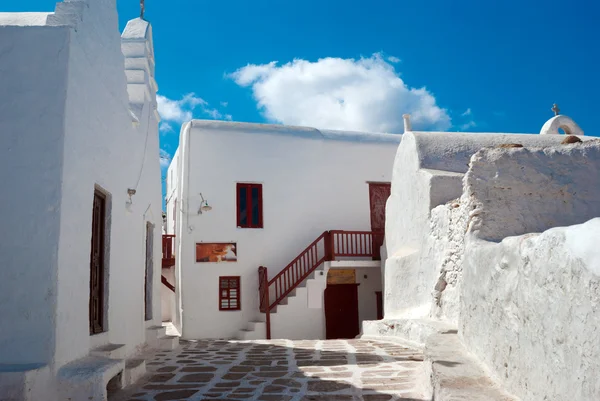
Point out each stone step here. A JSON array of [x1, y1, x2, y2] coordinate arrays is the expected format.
[[57, 356, 125, 401], [122, 358, 146, 388], [90, 343, 127, 360], [146, 325, 167, 347], [158, 335, 179, 351]]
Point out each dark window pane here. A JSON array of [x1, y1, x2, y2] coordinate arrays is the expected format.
[[251, 187, 260, 226], [239, 186, 247, 226]]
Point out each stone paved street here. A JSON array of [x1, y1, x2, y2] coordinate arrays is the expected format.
[[109, 339, 430, 401]]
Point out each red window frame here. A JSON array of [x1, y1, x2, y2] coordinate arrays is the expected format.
[[219, 276, 241, 311], [236, 183, 263, 228]]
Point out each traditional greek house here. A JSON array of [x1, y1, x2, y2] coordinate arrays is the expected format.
[[164, 121, 401, 340], [0, 1, 173, 400]]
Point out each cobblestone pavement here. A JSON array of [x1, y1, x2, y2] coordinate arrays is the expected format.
[[110, 338, 430, 401]]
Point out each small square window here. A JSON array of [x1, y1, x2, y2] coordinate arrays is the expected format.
[[219, 276, 241, 311], [237, 183, 263, 228]]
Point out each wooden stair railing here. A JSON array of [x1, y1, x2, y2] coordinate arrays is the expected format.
[[258, 230, 383, 339], [161, 275, 175, 293]]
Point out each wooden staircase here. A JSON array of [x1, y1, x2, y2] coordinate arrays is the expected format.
[[255, 230, 383, 339]]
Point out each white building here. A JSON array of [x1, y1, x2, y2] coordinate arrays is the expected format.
[[363, 114, 600, 400], [0, 1, 175, 400], [164, 121, 401, 340]]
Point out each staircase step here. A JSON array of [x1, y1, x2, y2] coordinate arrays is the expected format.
[[123, 358, 146, 387], [90, 343, 127, 360]]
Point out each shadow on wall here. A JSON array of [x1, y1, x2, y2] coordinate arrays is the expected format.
[[107, 339, 431, 400]]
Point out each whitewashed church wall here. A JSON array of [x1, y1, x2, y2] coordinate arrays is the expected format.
[[0, 25, 71, 366], [176, 122, 399, 339], [459, 142, 600, 401]]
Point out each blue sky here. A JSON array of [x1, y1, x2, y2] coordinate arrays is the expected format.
[[8, 0, 600, 186]]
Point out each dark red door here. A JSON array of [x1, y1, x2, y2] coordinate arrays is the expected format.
[[368, 183, 391, 260], [324, 284, 360, 339], [375, 291, 383, 320], [89, 190, 106, 334]]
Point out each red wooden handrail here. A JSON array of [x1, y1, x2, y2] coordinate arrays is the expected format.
[[258, 230, 383, 339], [161, 275, 175, 293]]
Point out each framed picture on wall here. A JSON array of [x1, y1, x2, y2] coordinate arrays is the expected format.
[[196, 243, 237, 263]]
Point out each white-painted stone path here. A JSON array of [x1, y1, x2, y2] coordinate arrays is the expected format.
[[109, 339, 431, 401]]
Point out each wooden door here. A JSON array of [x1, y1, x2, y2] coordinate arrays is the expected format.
[[368, 183, 391, 260], [145, 222, 154, 321], [375, 291, 383, 320], [89, 191, 106, 334], [324, 284, 360, 339]]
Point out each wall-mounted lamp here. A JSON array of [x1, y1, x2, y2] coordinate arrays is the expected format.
[[198, 193, 212, 214], [126, 188, 137, 212]]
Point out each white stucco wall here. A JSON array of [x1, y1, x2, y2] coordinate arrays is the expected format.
[[459, 142, 600, 401], [54, 5, 163, 369], [383, 131, 593, 323], [173, 121, 399, 339], [0, 1, 162, 393], [0, 23, 70, 366]]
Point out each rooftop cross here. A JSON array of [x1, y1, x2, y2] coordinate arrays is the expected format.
[[551, 103, 560, 116], [140, 0, 145, 19]]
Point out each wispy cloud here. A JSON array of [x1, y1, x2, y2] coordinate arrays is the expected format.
[[159, 149, 171, 168], [159, 121, 174, 133], [220, 101, 229, 107], [157, 93, 232, 129], [229, 53, 450, 133], [387, 55, 401, 63], [461, 108, 472, 117], [460, 121, 477, 130]]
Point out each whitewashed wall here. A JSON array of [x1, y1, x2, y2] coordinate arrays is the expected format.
[[0, 21, 70, 367], [172, 121, 399, 339], [383, 131, 589, 322], [460, 142, 600, 401], [0, 0, 162, 392]]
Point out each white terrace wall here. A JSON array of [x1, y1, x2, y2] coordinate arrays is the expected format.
[[460, 142, 600, 401], [383, 131, 583, 323], [174, 121, 400, 339]]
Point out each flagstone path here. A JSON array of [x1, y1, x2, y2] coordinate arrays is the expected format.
[[109, 338, 431, 401]]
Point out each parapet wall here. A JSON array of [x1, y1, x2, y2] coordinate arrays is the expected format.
[[459, 140, 600, 400], [464, 140, 600, 242]]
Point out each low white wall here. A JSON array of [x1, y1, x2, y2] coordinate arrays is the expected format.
[[461, 218, 600, 400]]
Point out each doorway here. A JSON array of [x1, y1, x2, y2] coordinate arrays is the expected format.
[[324, 283, 360, 339], [368, 182, 391, 260], [145, 222, 154, 321], [89, 190, 107, 334]]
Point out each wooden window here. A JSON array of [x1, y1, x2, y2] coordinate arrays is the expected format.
[[237, 183, 263, 228], [89, 190, 107, 334], [219, 276, 241, 311]]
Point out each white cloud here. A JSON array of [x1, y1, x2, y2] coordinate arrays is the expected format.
[[229, 53, 450, 133], [157, 93, 232, 127], [461, 108, 472, 116], [387, 55, 401, 63], [220, 101, 229, 107], [159, 149, 171, 168]]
